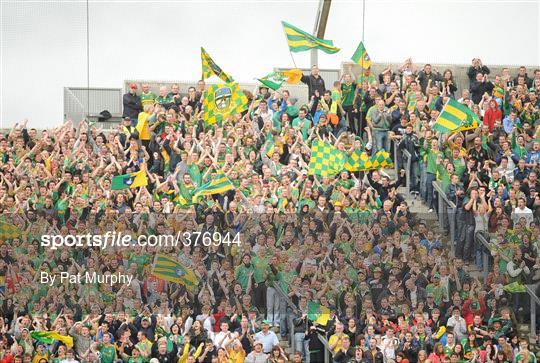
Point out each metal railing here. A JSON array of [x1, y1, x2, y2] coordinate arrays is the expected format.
[[432, 181, 457, 254], [402, 149, 412, 194], [475, 231, 540, 341]]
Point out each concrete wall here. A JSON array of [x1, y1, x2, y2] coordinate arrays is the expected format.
[[124, 68, 341, 108]]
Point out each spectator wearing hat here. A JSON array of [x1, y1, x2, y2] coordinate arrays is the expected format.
[[123, 83, 142, 120], [253, 321, 279, 354], [244, 341, 267, 363]]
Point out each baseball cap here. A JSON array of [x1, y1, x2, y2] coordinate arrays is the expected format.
[[129, 82, 138, 89], [262, 320, 270, 325], [254, 341, 263, 347]]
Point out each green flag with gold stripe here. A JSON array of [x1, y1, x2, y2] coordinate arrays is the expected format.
[[433, 98, 480, 133], [282, 21, 340, 54]]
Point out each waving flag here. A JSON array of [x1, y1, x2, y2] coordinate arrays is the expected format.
[[307, 301, 331, 326], [152, 254, 199, 291], [351, 41, 371, 69], [192, 172, 234, 202], [203, 83, 248, 126], [201, 47, 234, 83], [308, 139, 345, 177], [111, 170, 147, 190], [31, 331, 74, 348], [433, 98, 480, 133], [282, 21, 340, 54]]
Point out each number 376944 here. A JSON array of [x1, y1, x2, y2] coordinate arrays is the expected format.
[[181, 232, 241, 247]]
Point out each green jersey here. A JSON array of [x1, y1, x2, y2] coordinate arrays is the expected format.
[[140, 91, 157, 107], [341, 82, 356, 107]]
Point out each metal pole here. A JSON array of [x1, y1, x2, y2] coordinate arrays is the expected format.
[[450, 207, 456, 255], [530, 294, 536, 340], [311, 49, 318, 69]]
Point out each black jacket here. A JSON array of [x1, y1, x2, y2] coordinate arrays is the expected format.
[[470, 80, 494, 105], [334, 347, 356, 363], [467, 65, 491, 83], [301, 74, 326, 97], [123, 92, 142, 119]]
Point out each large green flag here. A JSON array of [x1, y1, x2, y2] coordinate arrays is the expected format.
[[433, 98, 480, 133], [351, 41, 372, 69], [203, 83, 248, 126], [282, 21, 340, 54], [308, 139, 345, 177], [201, 47, 234, 83]]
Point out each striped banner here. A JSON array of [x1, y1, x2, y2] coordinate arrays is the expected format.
[[282, 21, 340, 54]]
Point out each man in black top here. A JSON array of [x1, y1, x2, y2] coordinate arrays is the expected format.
[[122, 83, 142, 120], [301, 65, 326, 98], [470, 73, 494, 105], [333, 335, 355, 363]]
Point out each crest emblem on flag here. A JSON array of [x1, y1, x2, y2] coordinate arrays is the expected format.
[[215, 87, 232, 110], [175, 267, 185, 277]]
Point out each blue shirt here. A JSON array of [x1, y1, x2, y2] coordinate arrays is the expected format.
[[502, 115, 520, 134]]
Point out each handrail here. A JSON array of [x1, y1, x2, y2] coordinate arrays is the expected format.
[[271, 281, 300, 315], [432, 181, 457, 254], [393, 140, 399, 174], [271, 281, 300, 355], [431, 181, 457, 211], [402, 149, 412, 194], [317, 333, 331, 363]]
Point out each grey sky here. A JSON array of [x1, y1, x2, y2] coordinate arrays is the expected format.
[[1, 0, 539, 128]]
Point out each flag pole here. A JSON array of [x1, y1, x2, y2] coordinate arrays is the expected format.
[[281, 22, 298, 68]]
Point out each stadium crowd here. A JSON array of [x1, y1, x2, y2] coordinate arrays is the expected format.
[[0, 57, 538, 363]]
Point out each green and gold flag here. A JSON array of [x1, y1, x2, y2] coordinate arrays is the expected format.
[[192, 172, 234, 203], [152, 254, 199, 291], [0, 220, 22, 239], [282, 21, 340, 54], [370, 149, 394, 170], [308, 139, 345, 177], [258, 72, 285, 91], [31, 331, 74, 348], [307, 301, 331, 326], [345, 149, 371, 172], [351, 41, 371, 69], [433, 98, 480, 133], [201, 47, 234, 83], [111, 170, 147, 190], [203, 83, 248, 126]]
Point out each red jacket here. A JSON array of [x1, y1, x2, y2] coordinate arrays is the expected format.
[[462, 297, 486, 326], [483, 102, 502, 132]]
